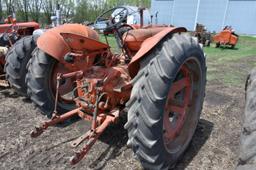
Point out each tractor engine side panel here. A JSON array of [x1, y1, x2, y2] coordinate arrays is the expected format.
[[128, 27, 187, 78]]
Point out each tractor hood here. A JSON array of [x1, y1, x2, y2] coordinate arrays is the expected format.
[[0, 22, 39, 33]]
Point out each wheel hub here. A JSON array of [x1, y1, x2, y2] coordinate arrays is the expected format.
[[163, 65, 192, 143]]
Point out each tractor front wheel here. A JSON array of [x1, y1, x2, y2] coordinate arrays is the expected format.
[[26, 48, 75, 117], [125, 33, 206, 169]]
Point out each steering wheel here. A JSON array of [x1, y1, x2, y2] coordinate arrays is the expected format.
[[95, 7, 129, 31]]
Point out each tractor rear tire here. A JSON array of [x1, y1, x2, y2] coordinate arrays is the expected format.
[[125, 33, 206, 169], [4, 35, 38, 96], [26, 48, 75, 117], [237, 69, 256, 170]]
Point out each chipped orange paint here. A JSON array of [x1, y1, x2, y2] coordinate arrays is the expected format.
[[37, 24, 99, 63]]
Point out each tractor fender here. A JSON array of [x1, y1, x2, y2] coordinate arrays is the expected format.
[[128, 27, 187, 78], [37, 24, 99, 63]]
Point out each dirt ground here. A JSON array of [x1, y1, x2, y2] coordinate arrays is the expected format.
[[0, 55, 255, 170]]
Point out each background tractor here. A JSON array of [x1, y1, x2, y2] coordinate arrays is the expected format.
[[193, 23, 211, 47], [0, 15, 39, 88], [213, 26, 239, 48], [6, 6, 206, 169]]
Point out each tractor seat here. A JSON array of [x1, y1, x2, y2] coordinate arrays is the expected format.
[[123, 27, 166, 51]]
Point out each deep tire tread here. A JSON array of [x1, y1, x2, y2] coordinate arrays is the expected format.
[[238, 68, 256, 168], [26, 48, 57, 117], [125, 33, 206, 169], [5, 35, 38, 96]]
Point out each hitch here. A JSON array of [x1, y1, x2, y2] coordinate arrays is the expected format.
[[30, 108, 82, 138], [70, 109, 119, 165], [30, 107, 119, 164], [30, 71, 121, 164]]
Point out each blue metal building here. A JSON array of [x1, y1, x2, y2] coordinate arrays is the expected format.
[[151, 0, 256, 35]]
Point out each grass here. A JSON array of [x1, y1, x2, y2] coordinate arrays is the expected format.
[[101, 34, 256, 87], [204, 36, 256, 62], [99, 34, 119, 53], [205, 36, 256, 87]]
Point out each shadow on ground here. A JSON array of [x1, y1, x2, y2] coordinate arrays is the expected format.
[[80, 117, 213, 170], [175, 119, 214, 170], [0, 86, 214, 170], [88, 116, 129, 170], [0, 87, 20, 98]]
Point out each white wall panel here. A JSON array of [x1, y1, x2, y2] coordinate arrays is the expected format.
[[225, 0, 256, 34], [197, 0, 228, 32], [171, 0, 199, 30], [151, 0, 174, 24], [151, 0, 256, 34]]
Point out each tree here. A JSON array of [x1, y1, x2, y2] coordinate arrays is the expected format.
[[0, 0, 2, 21], [0, 0, 151, 24], [58, 0, 75, 22], [28, 0, 43, 22], [73, 0, 104, 23], [3, 0, 14, 16], [42, 0, 54, 24], [73, 0, 151, 23]]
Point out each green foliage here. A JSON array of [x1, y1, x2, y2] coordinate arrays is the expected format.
[[72, 0, 105, 23], [72, 0, 151, 23], [0, 0, 151, 25]]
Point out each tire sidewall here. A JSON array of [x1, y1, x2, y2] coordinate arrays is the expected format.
[[160, 49, 205, 165], [137, 36, 206, 167]]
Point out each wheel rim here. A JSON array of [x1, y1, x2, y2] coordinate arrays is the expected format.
[[163, 58, 202, 153], [50, 61, 75, 110]]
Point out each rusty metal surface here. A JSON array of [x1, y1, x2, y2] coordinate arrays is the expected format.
[[128, 27, 187, 78], [123, 27, 166, 51], [31, 43, 131, 164], [213, 29, 238, 46], [37, 24, 99, 63], [163, 65, 191, 143], [61, 33, 109, 51], [0, 22, 39, 33], [31, 19, 188, 165]]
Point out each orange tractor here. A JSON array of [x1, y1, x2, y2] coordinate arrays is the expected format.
[[26, 7, 206, 169], [0, 15, 39, 88], [213, 26, 239, 48]]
